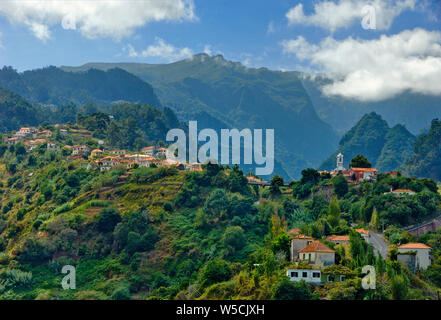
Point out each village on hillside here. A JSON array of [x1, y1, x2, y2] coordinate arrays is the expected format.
[[4, 125, 203, 172]]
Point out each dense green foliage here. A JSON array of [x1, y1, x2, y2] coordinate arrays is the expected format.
[[0, 87, 40, 132]]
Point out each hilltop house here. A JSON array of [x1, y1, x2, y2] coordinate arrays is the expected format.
[[326, 235, 350, 245], [142, 146, 156, 156], [298, 241, 335, 267], [91, 149, 104, 158], [72, 145, 90, 156], [397, 243, 432, 270], [350, 167, 378, 182], [110, 150, 126, 156], [385, 189, 417, 196], [97, 156, 120, 171], [156, 147, 168, 157], [6, 137, 21, 145], [47, 142, 60, 151], [37, 130, 52, 138], [14, 127, 37, 138], [290, 235, 314, 262]]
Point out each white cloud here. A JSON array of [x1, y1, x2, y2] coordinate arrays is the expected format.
[[0, 0, 196, 41], [281, 28, 441, 101], [286, 0, 417, 32], [126, 38, 193, 62]]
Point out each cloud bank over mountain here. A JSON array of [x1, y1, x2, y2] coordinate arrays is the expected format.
[[282, 28, 441, 101]]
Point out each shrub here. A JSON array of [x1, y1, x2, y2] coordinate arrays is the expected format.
[[96, 208, 122, 233], [272, 278, 313, 300], [199, 259, 232, 289]]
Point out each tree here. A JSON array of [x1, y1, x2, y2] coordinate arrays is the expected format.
[[96, 208, 122, 233], [328, 197, 341, 228], [350, 154, 372, 168], [272, 278, 313, 300], [199, 259, 232, 288], [300, 168, 320, 185], [333, 174, 349, 198], [222, 226, 246, 251], [270, 175, 284, 195]]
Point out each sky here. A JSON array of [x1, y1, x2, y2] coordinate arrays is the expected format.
[[0, 0, 440, 102]]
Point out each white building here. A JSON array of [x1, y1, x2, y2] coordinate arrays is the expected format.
[[286, 268, 321, 284], [336, 153, 345, 171], [398, 243, 432, 270]]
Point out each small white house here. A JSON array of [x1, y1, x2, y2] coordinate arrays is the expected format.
[[398, 243, 432, 270], [286, 268, 321, 284]]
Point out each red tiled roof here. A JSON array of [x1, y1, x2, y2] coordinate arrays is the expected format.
[[398, 243, 431, 250], [351, 167, 377, 172], [326, 235, 350, 242], [292, 234, 314, 240], [355, 228, 370, 236], [299, 241, 335, 253]]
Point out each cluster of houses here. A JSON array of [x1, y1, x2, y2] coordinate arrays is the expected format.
[[285, 228, 432, 285], [319, 153, 416, 197], [3, 126, 203, 173]]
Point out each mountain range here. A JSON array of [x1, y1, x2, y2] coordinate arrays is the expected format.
[[1, 53, 441, 178]]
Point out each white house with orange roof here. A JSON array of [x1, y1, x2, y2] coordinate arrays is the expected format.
[[142, 146, 156, 156], [72, 145, 90, 156], [298, 241, 336, 267], [398, 243, 432, 270]]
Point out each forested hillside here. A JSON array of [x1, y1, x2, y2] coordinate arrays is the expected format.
[[402, 119, 441, 181], [1, 125, 440, 299], [0, 66, 161, 108], [0, 87, 40, 132], [320, 113, 416, 172]]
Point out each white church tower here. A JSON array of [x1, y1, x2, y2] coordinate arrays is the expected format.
[[336, 153, 344, 171]]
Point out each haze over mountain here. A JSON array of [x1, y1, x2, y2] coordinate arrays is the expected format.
[[301, 75, 441, 136], [320, 112, 416, 172]]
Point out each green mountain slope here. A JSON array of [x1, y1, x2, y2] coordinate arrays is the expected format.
[[0, 66, 161, 108], [61, 54, 340, 179], [0, 86, 40, 132], [320, 112, 416, 171], [402, 119, 441, 180]]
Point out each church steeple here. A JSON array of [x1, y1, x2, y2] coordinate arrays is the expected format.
[[336, 153, 344, 171]]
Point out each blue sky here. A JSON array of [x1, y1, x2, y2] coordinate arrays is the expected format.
[[0, 0, 440, 101]]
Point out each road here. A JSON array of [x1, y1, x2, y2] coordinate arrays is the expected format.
[[369, 231, 389, 259]]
